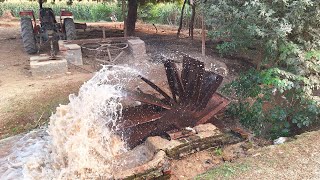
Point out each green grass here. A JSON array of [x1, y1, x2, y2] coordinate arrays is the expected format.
[[196, 163, 250, 180], [0, 84, 77, 140], [214, 148, 223, 156], [1, 94, 70, 139]]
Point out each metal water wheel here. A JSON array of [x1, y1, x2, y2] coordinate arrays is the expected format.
[[81, 42, 128, 70], [94, 43, 128, 66]]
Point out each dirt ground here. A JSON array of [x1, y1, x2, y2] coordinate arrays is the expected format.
[[0, 21, 93, 138]]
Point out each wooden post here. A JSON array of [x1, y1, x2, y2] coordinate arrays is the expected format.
[[102, 27, 106, 39], [201, 5, 206, 56]]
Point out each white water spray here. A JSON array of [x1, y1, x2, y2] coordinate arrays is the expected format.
[[0, 65, 141, 179]]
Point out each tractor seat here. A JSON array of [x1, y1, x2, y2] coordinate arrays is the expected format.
[[40, 8, 57, 25]]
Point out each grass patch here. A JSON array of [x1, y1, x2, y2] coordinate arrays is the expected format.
[[1, 93, 70, 139], [0, 82, 82, 139], [196, 163, 250, 180], [214, 147, 223, 156]]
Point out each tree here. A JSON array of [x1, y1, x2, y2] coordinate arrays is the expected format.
[[125, 0, 138, 36], [176, 0, 187, 37], [189, 0, 195, 39], [208, 0, 320, 137], [177, 0, 201, 40]]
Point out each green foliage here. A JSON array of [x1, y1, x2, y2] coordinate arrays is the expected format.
[[196, 163, 249, 179], [138, 2, 197, 27], [0, 1, 122, 22], [139, 2, 182, 25], [206, 0, 320, 60], [207, 0, 320, 138], [223, 65, 319, 138], [0, 0, 197, 26], [214, 147, 223, 156], [90, 3, 112, 22]]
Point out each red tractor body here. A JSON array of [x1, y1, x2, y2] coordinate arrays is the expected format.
[[19, 1, 84, 54]]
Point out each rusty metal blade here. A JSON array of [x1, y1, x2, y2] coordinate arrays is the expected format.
[[190, 61, 204, 108], [125, 90, 172, 109], [118, 104, 165, 130], [120, 118, 175, 148], [138, 75, 175, 105], [164, 60, 184, 102], [120, 106, 197, 148], [196, 72, 223, 111], [181, 56, 205, 106], [195, 93, 230, 124]]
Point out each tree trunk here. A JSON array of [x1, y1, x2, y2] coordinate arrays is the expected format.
[[122, 0, 127, 37], [189, 4, 196, 40], [126, 0, 138, 36], [177, 0, 187, 38]]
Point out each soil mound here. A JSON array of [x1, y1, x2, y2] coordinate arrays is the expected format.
[[1, 10, 15, 21]]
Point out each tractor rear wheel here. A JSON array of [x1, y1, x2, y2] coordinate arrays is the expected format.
[[64, 18, 76, 40], [20, 17, 37, 54]]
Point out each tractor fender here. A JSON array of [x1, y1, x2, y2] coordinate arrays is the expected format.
[[19, 10, 37, 32], [60, 10, 73, 17], [19, 10, 34, 17]]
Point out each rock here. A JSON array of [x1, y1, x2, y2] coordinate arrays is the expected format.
[[222, 151, 234, 162], [167, 133, 242, 159], [222, 143, 246, 162], [113, 150, 169, 179], [240, 141, 254, 151], [194, 123, 221, 139], [145, 136, 182, 153], [185, 127, 197, 134], [194, 123, 217, 133], [273, 137, 288, 145]]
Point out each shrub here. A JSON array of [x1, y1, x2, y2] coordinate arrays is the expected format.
[[139, 2, 195, 27], [139, 2, 181, 25], [90, 3, 112, 22], [206, 0, 320, 138], [223, 65, 319, 138]]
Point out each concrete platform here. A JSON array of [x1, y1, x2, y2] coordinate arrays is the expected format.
[[58, 37, 149, 67], [30, 55, 68, 76], [58, 42, 83, 66], [128, 38, 147, 60]]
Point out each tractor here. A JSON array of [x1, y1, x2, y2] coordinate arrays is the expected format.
[[19, 0, 77, 54]]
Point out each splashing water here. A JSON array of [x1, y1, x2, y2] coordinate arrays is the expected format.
[[0, 65, 141, 179]]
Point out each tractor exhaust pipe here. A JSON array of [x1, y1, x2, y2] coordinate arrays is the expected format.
[[39, 0, 43, 9]]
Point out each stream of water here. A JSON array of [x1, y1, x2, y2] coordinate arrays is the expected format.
[[0, 65, 141, 179]]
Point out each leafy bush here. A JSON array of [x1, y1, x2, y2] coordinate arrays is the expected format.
[[206, 0, 320, 138], [90, 3, 112, 22], [223, 65, 319, 138], [139, 2, 198, 27], [139, 2, 181, 25]]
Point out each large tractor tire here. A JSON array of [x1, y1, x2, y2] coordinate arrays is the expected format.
[[64, 18, 76, 40], [20, 17, 37, 54]]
